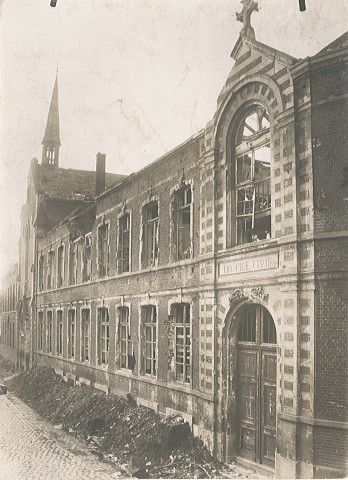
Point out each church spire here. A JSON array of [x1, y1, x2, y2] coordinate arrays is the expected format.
[[42, 72, 61, 166]]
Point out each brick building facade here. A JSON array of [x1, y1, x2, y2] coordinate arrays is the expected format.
[[0, 263, 20, 366], [1, 10, 347, 478]]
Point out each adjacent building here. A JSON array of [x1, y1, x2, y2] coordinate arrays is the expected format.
[[0, 263, 20, 366], [1, 6, 347, 478]]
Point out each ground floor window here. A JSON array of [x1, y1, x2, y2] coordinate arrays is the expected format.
[[47, 311, 53, 353], [81, 309, 90, 362], [172, 303, 191, 384], [143, 305, 156, 376], [118, 307, 132, 369], [68, 310, 75, 358], [38, 311, 44, 350], [57, 310, 63, 356], [98, 308, 109, 365]]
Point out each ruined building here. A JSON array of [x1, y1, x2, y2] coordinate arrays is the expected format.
[[1, 5, 347, 478]]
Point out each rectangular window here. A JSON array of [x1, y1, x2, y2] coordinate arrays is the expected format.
[[173, 304, 191, 384], [119, 307, 132, 369], [174, 186, 192, 260], [82, 234, 92, 282], [142, 202, 159, 268], [38, 255, 44, 291], [98, 308, 109, 365], [57, 245, 64, 288], [143, 306, 156, 376], [57, 310, 63, 355], [47, 251, 55, 289], [68, 310, 75, 358], [38, 311, 44, 350], [47, 311, 53, 353], [119, 214, 130, 273], [69, 242, 78, 285], [81, 309, 90, 362], [98, 224, 109, 277]]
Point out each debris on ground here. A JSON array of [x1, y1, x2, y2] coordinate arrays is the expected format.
[[0, 355, 16, 380], [7, 366, 225, 478]]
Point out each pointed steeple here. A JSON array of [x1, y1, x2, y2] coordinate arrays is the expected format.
[[42, 72, 61, 166]]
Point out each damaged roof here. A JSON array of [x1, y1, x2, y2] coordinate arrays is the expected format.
[[36, 163, 125, 201]]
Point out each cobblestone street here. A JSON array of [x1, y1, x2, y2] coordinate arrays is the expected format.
[[0, 391, 124, 480]]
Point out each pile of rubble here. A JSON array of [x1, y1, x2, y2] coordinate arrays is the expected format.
[[0, 355, 16, 380], [8, 366, 223, 478]]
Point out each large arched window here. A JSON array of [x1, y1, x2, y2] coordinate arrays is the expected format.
[[234, 106, 271, 245]]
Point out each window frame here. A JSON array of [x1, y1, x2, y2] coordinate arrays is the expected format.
[[57, 244, 65, 288], [81, 308, 91, 362], [172, 303, 191, 385], [68, 240, 79, 285], [118, 213, 131, 273], [142, 305, 157, 377], [228, 105, 272, 248], [142, 202, 159, 268], [67, 308, 76, 359], [97, 307, 109, 365], [37, 310, 44, 351], [47, 310, 53, 353], [47, 250, 55, 289], [237, 305, 277, 346], [118, 306, 133, 370], [82, 233, 92, 282], [56, 309, 63, 356], [173, 185, 193, 261], [38, 254, 44, 291], [98, 223, 109, 278]]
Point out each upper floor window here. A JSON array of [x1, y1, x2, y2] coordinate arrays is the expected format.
[[38, 255, 44, 291], [98, 224, 109, 277], [171, 303, 191, 384], [142, 202, 159, 268], [118, 214, 130, 273], [98, 308, 109, 365], [82, 234, 92, 282], [234, 107, 271, 245], [174, 186, 192, 260], [57, 245, 64, 288], [47, 251, 55, 289], [69, 242, 78, 285]]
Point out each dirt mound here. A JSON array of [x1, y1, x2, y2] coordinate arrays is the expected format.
[[8, 366, 222, 478]]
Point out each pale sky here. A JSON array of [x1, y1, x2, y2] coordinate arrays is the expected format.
[[0, 0, 347, 280]]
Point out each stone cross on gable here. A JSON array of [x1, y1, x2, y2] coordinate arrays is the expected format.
[[236, 0, 259, 40]]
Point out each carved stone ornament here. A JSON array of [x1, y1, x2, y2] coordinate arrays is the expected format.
[[229, 288, 245, 305], [251, 286, 269, 304]]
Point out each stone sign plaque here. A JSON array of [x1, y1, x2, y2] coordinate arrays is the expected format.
[[219, 253, 279, 276]]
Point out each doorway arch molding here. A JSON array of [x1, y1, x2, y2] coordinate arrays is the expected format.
[[218, 288, 279, 463]]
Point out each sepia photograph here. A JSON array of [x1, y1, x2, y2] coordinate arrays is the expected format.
[[0, 1, 347, 478]]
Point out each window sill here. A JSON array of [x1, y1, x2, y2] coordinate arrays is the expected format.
[[218, 238, 279, 257]]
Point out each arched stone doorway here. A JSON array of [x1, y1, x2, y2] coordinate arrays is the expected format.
[[236, 303, 277, 467]]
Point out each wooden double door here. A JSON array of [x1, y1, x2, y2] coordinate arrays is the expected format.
[[237, 305, 277, 467]]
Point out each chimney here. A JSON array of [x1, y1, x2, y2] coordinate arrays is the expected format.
[[95, 153, 106, 195]]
